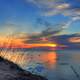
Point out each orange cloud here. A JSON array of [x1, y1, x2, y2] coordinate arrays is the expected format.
[[68, 37, 80, 43]]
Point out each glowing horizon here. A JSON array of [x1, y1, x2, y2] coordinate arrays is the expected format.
[[0, 35, 57, 49]]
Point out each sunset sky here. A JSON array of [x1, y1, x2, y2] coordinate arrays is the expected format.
[[0, 0, 79, 49]]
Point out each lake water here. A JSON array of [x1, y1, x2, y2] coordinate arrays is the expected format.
[[47, 50, 80, 80], [0, 49, 80, 80], [24, 50, 80, 80]]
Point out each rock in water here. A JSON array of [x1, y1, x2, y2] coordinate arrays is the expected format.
[[0, 57, 48, 80]]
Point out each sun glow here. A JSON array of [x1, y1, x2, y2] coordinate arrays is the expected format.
[[0, 35, 57, 49]]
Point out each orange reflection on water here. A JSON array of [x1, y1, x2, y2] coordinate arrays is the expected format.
[[0, 50, 57, 69], [30, 52, 57, 69], [38, 52, 57, 69]]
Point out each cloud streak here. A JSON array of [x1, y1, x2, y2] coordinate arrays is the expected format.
[[27, 0, 80, 20]]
